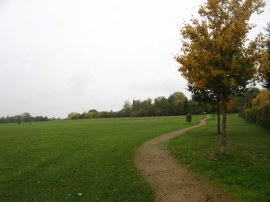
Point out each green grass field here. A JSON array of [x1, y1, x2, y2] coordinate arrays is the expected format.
[[0, 116, 201, 202], [168, 114, 270, 202]]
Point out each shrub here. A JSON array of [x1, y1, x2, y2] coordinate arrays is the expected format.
[[239, 104, 270, 129]]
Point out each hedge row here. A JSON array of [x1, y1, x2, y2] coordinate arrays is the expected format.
[[239, 104, 270, 129]]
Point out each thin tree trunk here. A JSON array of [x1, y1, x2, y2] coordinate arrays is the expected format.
[[220, 101, 227, 155], [217, 103, 221, 135]]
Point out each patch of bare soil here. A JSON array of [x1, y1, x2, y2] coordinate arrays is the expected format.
[[135, 119, 235, 202]]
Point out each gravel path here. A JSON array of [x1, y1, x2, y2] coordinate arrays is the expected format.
[[135, 119, 235, 202]]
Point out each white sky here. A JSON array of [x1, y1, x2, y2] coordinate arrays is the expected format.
[[0, 0, 269, 118]]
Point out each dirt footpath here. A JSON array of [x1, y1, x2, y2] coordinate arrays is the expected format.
[[135, 119, 235, 202]]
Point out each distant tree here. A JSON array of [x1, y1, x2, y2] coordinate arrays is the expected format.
[[168, 92, 187, 115], [130, 99, 155, 117], [120, 101, 132, 117], [97, 111, 114, 118], [0, 114, 51, 124], [34, 116, 49, 122], [88, 109, 98, 113], [233, 88, 260, 111], [188, 98, 203, 114], [154, 97, 170, 116], [131, 100, 143, 117], [182, 98, 189, 114], [79, 113, 86, 119], [141, 99, 156, 117], [68, 112, 81, 120], [83, 111, 97, 119], [175, 0, 265, 155], [21, 112, 31, 122]]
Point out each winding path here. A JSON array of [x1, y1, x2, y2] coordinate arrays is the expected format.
[[135, 119, 234, 202]]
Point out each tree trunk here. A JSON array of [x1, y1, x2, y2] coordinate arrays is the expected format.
[[220, 101, 227, 155], [217, 103, 221, 135]]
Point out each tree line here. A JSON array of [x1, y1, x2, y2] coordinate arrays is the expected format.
[[1, 88, 263, 124], [67, 89, 264, 120], [67, 92, 207, 120], [1, 88, 267, 125], [0, 112, 56, 124]]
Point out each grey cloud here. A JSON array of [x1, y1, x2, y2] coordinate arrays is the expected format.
[[0, 0, 269, 118]]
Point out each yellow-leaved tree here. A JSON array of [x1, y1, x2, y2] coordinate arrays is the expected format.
[[175, 0, 265, 155], [252, 90, 270, 106]]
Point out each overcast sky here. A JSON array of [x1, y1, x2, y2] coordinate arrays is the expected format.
[[0, 0, 269, 118]]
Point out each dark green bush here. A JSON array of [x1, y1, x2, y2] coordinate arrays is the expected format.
[[239, 104, 270, 129]]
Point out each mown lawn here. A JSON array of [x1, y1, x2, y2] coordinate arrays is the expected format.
[[168, 114, 270, 202], [0, 116, 200, 202]]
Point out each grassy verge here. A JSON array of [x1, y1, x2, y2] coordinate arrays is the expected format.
[[168, 114, 270, 202], [0, 116, 200, 202]]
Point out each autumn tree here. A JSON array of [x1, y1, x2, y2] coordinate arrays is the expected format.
[[252, 89, 270, 106], [175, 0, 265, 155]]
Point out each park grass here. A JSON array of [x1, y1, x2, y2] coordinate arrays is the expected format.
[[0, 116, 201, 202], [168, 114, 270, 202]]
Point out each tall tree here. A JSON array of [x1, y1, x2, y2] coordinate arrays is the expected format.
[[154, 97, 170, 116], [176, 0, 265, 155], [168, 92, 187, 115], [21, 112, 32, 122]]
